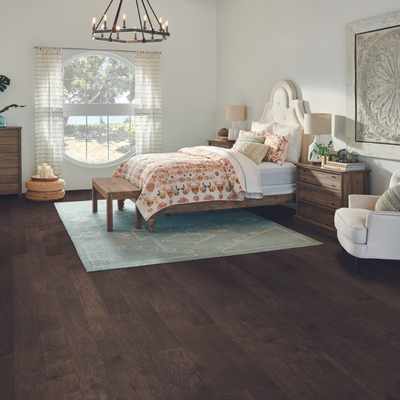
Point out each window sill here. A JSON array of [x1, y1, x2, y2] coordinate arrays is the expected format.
[[63, 153, 134, 169]]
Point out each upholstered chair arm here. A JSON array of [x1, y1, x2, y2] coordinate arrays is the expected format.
[[365, 212, 400, 259], [348, 195, 380, 210]]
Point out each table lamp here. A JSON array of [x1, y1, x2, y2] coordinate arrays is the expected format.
[[225, 105, 247, 140], [304, 113, 332, 163]]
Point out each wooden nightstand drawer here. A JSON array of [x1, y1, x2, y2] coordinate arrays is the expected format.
[[0, 134, 18, 146], [297, 182, 342, 209], [297, 202, 335, 230], [0, 154, 19, 168], [0, 127, 21, 195], [298, 166, 342, 190], [0, 183, 19, 194], [295, 163, 369, 231], [0, 175, 19, 184], [0, 144, 19, 153]]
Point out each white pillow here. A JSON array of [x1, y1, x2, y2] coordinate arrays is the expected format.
[[237, 130, 265, 144], [251, 121, 273, 135], [271, 123, 302, 163]]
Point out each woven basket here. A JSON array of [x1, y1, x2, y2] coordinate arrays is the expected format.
[[26, 190, 65, 202], [26, 179, 65, 193]]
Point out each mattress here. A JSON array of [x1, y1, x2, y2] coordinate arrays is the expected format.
[[245, 161, 297, 198], [258, 162, 297, 187]]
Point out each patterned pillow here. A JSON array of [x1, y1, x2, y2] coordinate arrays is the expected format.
[[375, 184, 400, 212], [264, 132, 289, 164], [232, 141, 270, 165], [237, 130, 265, 144]]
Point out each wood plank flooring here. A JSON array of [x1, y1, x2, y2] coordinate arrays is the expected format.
[[1, 191, 400, 399]]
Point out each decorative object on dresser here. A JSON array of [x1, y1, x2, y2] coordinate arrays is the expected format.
[[296, 163, 369, 231], [304, 113, 332, 163], [208, 139, 236, 149], [225, 105, 247, 140], [0, 127, 21, 195], [216, 128, 229, 140]]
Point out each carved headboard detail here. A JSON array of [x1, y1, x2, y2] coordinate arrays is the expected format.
[[259, 80, 311, 163]]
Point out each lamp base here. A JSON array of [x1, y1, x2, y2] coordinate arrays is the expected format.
[[308, 136, 321, 163]]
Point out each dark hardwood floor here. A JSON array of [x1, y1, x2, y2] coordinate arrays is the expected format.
[[1, 191, 400, 400]]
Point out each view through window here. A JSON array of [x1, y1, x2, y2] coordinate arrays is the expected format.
[[63, 52, 135, 165]]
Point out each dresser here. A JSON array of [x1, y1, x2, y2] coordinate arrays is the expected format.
[[0, 127, 22, 195], [296, 163, 369, 231], [208, 139, 236, 149]]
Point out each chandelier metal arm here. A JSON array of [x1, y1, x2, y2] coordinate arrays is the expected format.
[[95, 0, 116, 31], [109, 0, 124, 39], [141, 0, 154, 32], [145, 0, 163, 31], [135, 0, 146, 42]]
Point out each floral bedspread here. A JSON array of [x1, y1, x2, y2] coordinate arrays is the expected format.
[[113, 146, 245, 221]]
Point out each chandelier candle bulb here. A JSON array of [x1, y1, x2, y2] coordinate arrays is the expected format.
[[122, 14, 127, 29]]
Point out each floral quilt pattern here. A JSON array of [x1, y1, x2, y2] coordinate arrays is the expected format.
[[114, 147, 245, 221]]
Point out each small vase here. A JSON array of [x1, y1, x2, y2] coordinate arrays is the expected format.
[[0, 115, 6, 128]]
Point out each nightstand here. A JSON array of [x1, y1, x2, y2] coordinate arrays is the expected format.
[[296, 163, 369, 231], [208, 139, 236, 149]]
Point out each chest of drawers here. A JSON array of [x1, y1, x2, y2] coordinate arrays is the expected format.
[[296, 163, 369, 231], [0, 127, 22, 195]]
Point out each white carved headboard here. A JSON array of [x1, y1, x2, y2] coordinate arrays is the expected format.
[[259, 80, 310, 162], [259, 80, 309, 127]]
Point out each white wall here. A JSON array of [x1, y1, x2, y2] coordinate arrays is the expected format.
[[216, 0, 400, 194], [0, 0, 216, 190]]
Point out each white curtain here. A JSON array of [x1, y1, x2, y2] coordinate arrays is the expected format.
[[34, 48, 64, 175], [134, 52, 162, 154]]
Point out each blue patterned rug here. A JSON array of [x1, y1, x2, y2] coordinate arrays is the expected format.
[[55, 201, 321, 272]]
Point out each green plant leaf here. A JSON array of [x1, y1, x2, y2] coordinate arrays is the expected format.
[[0, 75, 10, 93]]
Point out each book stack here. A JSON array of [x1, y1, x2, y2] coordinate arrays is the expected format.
[[322, 160, 367, 172]]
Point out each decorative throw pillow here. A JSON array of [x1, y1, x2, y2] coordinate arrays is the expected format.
[[271, 123, 302, 163], [264, 132, 289, 164], [232, 142, 270, 165], [375, 184, 400, 212], [237, 130, 265, 144]]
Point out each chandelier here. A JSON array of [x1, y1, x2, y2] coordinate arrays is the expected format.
[[92, 0, 170, 44]]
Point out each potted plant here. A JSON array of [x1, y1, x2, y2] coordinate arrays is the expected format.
[[310, 140, 335, 165], [0, 75, 25, 127]]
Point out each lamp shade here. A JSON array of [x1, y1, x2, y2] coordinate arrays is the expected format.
[[225, 105, 247, 122], [304, 113, 332, 136]]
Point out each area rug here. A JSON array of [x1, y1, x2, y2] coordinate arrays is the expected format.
[[55, 201, 321, 272]]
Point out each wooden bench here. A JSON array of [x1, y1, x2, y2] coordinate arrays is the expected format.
[[92, 177, 142, 232]]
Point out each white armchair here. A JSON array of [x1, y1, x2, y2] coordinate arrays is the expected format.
[[334, 170, 400, 260]]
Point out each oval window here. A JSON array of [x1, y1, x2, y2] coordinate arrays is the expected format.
[[63, 53, 135, 166]]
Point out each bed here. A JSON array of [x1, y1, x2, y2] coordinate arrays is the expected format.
[[115, 80, 310, 231]]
